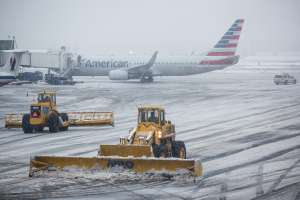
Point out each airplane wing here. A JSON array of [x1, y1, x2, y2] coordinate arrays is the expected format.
[[20, 65, 60, 70], [8, 80, 33, 85], [127, 51, 158, 76]]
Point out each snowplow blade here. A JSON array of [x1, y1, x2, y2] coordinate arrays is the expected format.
[[29, 155, 202, 177], [5, 113, 23, 128], [67, 112, 114, 127], [4, 112, 114, 128], [99, 144, 153, 157]]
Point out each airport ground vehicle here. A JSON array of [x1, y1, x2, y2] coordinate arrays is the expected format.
[[5, 91, 114, 133], [29, 106, 202, 177], [17, 71, 43, 82], [45, 73, 83, 85], [99, 106, 186, 158], [273, 73, 297, 85]]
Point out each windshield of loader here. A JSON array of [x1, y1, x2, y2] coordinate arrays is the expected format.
[[38, 93, 56, 104], [139, 109, 161, 124]]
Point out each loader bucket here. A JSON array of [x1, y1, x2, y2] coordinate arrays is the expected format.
[[99, 144, 153, 157], [5, 113, 23, 128], [29, 155, 202, 177], [67, 112, 114, 126]]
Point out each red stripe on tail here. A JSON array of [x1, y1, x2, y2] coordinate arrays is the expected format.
[[207, 52, 235, 56], [224, 44, 237, 48]]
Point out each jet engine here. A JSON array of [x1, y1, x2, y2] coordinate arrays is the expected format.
[[108, 70, 129, 80]]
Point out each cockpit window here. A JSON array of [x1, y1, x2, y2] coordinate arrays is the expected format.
[[139, 110, 160, 124], [148, 110, 159, 123], [140, 111, 147, 122], [38, 94, 49, 102], [38, 94, 55, 103]]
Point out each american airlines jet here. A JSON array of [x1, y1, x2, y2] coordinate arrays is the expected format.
[[71, 19, 244, 82]]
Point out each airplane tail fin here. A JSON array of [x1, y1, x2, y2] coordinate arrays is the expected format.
[[207, 19, 244, 57], [200, 19, 244, 65]]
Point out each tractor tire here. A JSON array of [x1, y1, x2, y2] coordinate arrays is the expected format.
[[152, 144, 160, 157], [172, 141, 187, 159], [48, 112, 59, 133], [59, 113, 69, 131], [22, 114, 33, 134], [158, 143, 168, 158]]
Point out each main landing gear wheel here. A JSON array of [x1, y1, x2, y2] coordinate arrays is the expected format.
[[140, 74, 154, 83]]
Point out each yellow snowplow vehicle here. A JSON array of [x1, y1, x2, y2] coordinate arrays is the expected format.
[[99, 106, 186, 158], [5, 91, 114, 133], [29, 106, 202, 177]]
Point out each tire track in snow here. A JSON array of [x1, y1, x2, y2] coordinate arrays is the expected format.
[[204, 144, 300, 178]]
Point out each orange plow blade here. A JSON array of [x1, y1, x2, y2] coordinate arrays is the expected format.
[[4, 112, 114, 128], [67, 112, 114, 126], [29, 155, 202, 177], [5, 113, 23, 128]]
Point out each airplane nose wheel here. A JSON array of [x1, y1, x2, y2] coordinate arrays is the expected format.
[[140, 75, 153, 83]]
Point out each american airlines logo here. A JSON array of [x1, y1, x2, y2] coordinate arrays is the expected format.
[[80, 59, 129, 68]]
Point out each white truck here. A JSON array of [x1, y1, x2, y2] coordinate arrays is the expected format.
[[273, 73, 296, 85]]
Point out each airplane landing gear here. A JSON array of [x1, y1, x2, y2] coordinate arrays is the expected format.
[[140, 75, 153, 83]]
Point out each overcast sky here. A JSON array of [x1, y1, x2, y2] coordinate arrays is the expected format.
[[0, 0, 300, 55]]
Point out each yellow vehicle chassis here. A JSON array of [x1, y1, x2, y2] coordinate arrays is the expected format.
[[99, 144, 153, 157]]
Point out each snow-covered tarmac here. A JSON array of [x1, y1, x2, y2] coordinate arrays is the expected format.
[[0, 62, 299, 199]]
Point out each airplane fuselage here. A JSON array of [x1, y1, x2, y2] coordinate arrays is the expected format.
[[71, 55, 235, 77], [72, 57, 130, 76]]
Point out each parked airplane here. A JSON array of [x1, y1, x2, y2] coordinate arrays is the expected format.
[[72, 51, 158, 82], [71, 19, 244, 82]]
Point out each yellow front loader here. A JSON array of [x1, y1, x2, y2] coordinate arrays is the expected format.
[[29, 106, 202, 178], [5, 91, 114, 133]]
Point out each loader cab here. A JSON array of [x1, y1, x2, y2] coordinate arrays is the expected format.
[[37, 92, 56, 106], [138, 106, 165, 126]]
